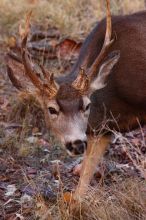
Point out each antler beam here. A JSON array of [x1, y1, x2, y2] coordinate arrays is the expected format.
[[87, 0, 114, 80], [72, 0, 114, 92]]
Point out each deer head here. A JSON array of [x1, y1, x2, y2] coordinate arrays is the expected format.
[[7, 0, 120, 156]]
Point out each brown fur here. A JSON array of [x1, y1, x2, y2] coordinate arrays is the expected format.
[[56, 84, 83, 114], [57, 11, 146, 134]]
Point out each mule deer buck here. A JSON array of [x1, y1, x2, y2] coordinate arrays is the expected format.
[[6, 0, 146, 200]]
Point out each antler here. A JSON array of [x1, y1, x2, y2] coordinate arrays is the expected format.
[[39, 65, 59, 97], [72, 68, 89, 93], [20, 12, 58, 98], [72, 0, 114, 92]]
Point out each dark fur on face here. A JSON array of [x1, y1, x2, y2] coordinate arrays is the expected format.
[[56, 84, 84, 114]]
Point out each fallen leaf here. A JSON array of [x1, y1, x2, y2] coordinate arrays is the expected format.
[[57, 38, 82, 60], [7, 36, 16, 48], [21, 194, 33, 204], [63, 191, 73, 203], [5, 185, 17, 197], [26, 136, 38, 144]]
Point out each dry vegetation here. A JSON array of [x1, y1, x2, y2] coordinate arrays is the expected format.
[[0, 0, 146, 220], [0, 0, 145, 38]]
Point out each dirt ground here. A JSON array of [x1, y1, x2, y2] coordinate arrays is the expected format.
[[0, 1, 146, 220]]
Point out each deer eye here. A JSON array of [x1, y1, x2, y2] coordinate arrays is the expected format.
[[48, 107, 59, 115], [85, 103, 91, 111]]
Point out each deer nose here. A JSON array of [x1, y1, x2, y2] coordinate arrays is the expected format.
[[74, 140, 87, 154], [66, 140, 87, 155]]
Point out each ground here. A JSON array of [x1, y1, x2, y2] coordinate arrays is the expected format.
[[0, 1, 146, 219]]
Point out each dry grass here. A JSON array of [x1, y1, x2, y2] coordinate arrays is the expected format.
[[34, 178, 146, 220], [0, 0, 145, 39]]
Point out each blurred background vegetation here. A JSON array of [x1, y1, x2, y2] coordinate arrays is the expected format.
[[0, 0, 145, 39]]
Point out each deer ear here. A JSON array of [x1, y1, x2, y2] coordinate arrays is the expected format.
[[89, 50, 120, 94]]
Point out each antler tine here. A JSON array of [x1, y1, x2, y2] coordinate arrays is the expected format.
[[72, 67, 89, 93], [39, 64, 59, 95], [7, 65, 24, 91], [40, 64, 51, 84], [104, 0, 112, 45], [20, 12, 44, 91], [19, 11, 32, 49], [87, 0, 114, 80]]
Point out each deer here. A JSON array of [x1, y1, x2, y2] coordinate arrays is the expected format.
[[6, 0, 146, 201]]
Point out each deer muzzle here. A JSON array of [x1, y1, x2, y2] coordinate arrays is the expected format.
[[65, 139, 87, 155]]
